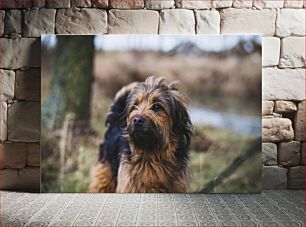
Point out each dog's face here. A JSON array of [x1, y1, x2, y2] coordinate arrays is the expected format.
[[123, 77, 192, 152]]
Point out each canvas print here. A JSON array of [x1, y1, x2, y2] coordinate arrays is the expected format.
[[41, 35, 261, 193]]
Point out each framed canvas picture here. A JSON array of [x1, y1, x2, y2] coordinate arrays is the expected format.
[[41, 35, 261, 193]]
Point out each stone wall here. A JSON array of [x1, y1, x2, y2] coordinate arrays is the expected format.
[[0, 0, 304, 192]]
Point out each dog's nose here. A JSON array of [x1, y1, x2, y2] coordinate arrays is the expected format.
[[133, 116, 144, 126]]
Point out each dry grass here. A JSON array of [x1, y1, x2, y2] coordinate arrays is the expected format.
[[94, 51, 261, 108]]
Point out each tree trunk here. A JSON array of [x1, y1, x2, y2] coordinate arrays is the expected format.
[[42, 36, 94, 129]]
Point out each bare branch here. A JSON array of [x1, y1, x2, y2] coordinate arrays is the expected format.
[[199, 138, 261, 193]]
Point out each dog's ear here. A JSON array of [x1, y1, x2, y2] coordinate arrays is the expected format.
[[106, 82, 139, 128], [119, 104, 129, 128], [169, 90, 192, 149]]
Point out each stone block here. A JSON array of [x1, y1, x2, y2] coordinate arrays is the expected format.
[[262, 37, 280, 66], [262, 101, 274, 115], [294, 101, 305, 141], [145, 0, 175, 9], [253, 0, 284, 8], [278, 141, 301, 166], [8, 102, 40, 142], [262, 118, 294, 142], [71, 0, 91, 7], [0, 38, 40, 69], [280, 37, 305, 68], [23, 9, 56, 37], [27, 143, 40, 167], [262, 143, 277, 165], [108, 10, 159, 34], [301, 142, 305, 165], [92, 0, 108, 8], [273, 113, 282, 118], [220, 9, 276, 36], [110, 0, 144, 8], [0, 0, 32, 9], [175, 0, 212, 9], [32, 0, 46, 8], [56, 8, 107, 34], [274, 101, 297, 113], [0, 102, 7, 142], [15, 69, 41, 101], [284, 0, 304, 8], [262, 68, 305, 101], [212, 0, 232, 8], [0, 11, 4, 35], [232, 0, 252, 8], [0, 143, 27, 169], [276, 9, 305, 37], [4, 10, 22, 35], [262, 166, 287, 189], [46, 0, 70, 8], [288, 166, 304, 189], [159, 9, 195, 34], [0, 69, 15, 102], [195, 10, 220, 34], [0, 167, 40, 192]]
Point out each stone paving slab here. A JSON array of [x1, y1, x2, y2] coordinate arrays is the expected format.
[[1, 190, 304, 226]]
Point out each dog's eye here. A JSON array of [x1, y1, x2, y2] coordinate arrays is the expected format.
[[129, 105, 136, 112], [151, 104, 163, 112]]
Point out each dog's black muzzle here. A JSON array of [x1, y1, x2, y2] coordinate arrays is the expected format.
[[128, 115, 161, 151]]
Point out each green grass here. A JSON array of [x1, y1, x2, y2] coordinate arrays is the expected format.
[[42, 124, 261, 193], [58, 143, 98, 193], [189, 126, 261, 193], [41, 137, 99, 193], [41, 89, 261, 193], [41, 88, 111, 193], [189, 150, 261, 193]]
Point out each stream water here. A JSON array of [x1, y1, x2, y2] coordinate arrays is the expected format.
[[189, 106, 261, 137]]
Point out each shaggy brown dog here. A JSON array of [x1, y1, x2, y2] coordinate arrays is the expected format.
[[89, 77, 192, 193]]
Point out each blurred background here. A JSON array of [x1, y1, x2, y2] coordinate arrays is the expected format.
[[41, 35, 262, 193]]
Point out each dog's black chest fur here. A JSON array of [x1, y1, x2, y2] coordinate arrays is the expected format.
[[99, 127, 128, 173], [98, 85, 131, 174]]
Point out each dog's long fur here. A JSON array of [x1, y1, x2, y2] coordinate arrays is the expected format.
[[89, 77, 192, 193]]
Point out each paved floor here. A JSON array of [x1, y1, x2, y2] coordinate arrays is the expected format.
[[1, 190, 304, 226]]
